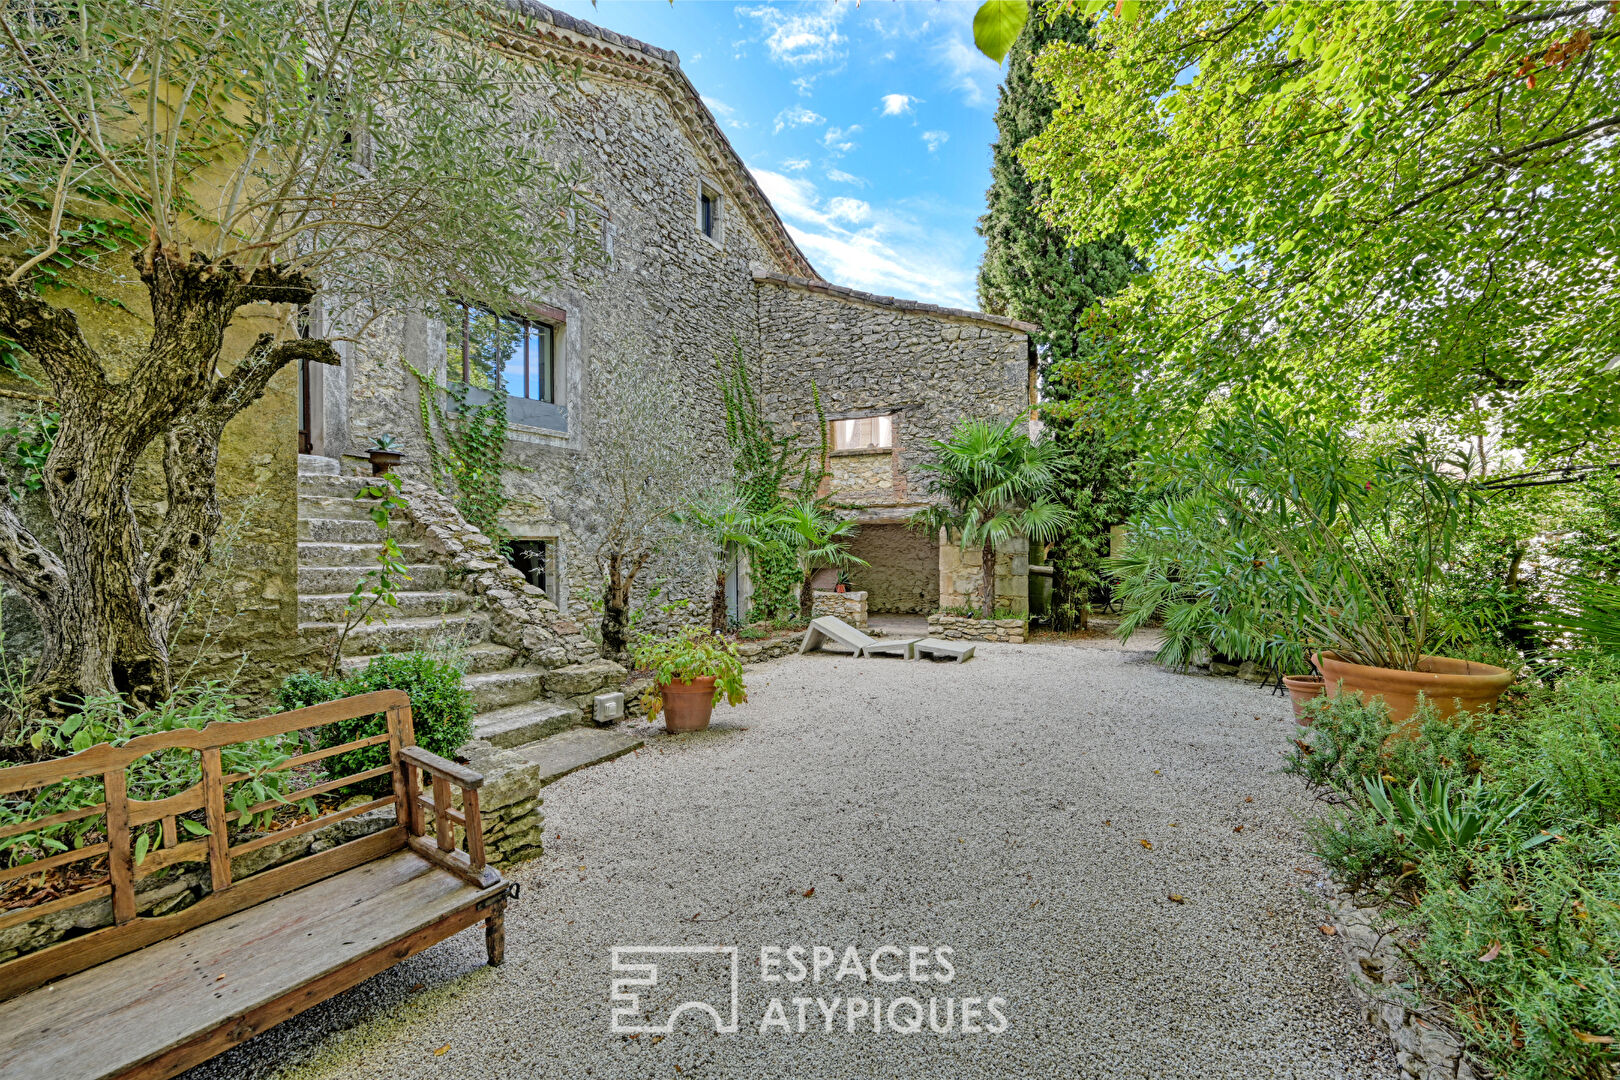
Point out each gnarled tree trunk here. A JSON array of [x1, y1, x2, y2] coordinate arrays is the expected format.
[[0, 244, 338, 721]]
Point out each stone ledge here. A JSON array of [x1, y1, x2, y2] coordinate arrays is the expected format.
[[1324, 892, 1483, 1080], [927, 613, 1027, 644]]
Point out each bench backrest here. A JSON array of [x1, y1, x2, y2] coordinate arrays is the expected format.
[[0, 690, 419, 1000]]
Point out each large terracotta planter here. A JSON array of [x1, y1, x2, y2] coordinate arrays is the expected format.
[[1318, 651, 1513, 735], [659, 676, 717, 733], [1282, 675, 1325, 724]]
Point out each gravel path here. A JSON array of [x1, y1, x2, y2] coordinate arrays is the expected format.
[[187, 637, 1397, 1080]]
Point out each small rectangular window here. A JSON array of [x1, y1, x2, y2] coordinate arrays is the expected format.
[[447, 300, 556, 404], [700, 192, 717, 238], [831, 414, 894, 451], [507, 539, 550, 594]]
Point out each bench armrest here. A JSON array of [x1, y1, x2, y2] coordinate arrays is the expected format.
[[395, 747, 500, 889], [399, 745, 484, 789]]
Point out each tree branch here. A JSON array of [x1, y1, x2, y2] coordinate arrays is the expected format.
[[0, 281, 108, 397], [0, 465, 68, 613]]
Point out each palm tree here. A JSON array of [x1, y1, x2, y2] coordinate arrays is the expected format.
[[911, 418, 1075, 618], [676, 487, 782, 632], [778, 499, 867, 619]]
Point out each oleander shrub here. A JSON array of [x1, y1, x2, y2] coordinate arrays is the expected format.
[[278, 651, 472, 795]]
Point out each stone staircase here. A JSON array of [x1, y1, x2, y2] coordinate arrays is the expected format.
[[295, 455, 639, 861]]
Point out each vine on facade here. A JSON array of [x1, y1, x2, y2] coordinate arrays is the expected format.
[[405, 360, 516, 544]]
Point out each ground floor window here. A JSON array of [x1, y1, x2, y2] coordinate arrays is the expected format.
[[507, 538, 551, 595]]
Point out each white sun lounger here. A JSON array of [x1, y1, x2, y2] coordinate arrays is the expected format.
[[799, 616, 877, 656], [914, 638, 975, 663], [861, 637, 925, 660]]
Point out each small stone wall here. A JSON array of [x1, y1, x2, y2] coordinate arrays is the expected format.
[[938, 533, 1030, 617], [927, 613, 1027, 643], [736, 630, 806, 664], [460, 740, 547, 865], [1325, 894, 1482, 1080], [812, 589, 868, 628]]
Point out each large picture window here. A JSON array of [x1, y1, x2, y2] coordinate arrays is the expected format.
[[447, 300, 556, 404]]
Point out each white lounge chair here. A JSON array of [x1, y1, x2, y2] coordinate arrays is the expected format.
[[914, 638, 975, 663], [861, 637, 924, 660], [799, 616, 921, 659]]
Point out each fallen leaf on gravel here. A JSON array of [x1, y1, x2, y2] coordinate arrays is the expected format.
[[1244, 796, 1254, 803], [803, 887, 815, 897], [1294, 867, 1314, 875], [1139, 839, 1153, 850], [1233, 825, 1245, 833], [1319, 925, 1336, 935], [412, 983, 425, 992], [1168, 822, 1179, 827], [1102, 820, 1112, 826], [1168, 894, 1186, 904], [651, 1036, 664, 1045], [1574, 1031, 1615, 1045], [1478, 941, 1502, 962], [434, 1044, 450, 1056]]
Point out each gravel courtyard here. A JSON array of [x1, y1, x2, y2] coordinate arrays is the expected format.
[[189, 637, 1398, 1080]]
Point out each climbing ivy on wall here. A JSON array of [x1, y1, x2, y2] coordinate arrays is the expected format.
[[718, 341, 826, 621], [405, 361, 516, 545]]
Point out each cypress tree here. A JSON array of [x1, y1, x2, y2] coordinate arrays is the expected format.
[[977, 2, 1140, 631]]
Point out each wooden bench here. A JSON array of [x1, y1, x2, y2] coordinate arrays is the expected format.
[[0, 689, 509, 1080]]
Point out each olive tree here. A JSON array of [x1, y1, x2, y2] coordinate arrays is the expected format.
[[0, 0, 595, 714]]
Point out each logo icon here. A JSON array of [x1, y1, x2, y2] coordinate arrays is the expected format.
[[610, 946, 740, 1034]]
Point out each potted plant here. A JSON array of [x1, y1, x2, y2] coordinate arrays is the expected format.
[[1281, 670, 1325, 723], [365, 433, 403, 476], [834, 570, 852, 594], [632, 625, 747, 733], [1124, 411, 1513, 735]]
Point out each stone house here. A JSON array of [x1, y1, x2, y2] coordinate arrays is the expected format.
[[297, 2, 1038, 640]]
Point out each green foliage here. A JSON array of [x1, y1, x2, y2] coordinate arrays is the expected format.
[[912, 416, 1075, 617], [631, 626, 747, 717], [971, 0, 1030, 63], [1113, 410, 1487, 671], [976, 4, 1141, 630], [776, 499, 866, 617], [277, 651, 473, 796], [719, 341, 827, 620], [0, 683, 297, 868], [325, 475, 414, 673], [407, 363, 514, 543], [0, 407, 58, 501], [1289, 667, 1620, 1078], [1024, 1, 1620, 454]]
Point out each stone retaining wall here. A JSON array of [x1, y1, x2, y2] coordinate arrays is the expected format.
[[1325, 893, 1483, 1080], [812, 589, 867, 628], [459, 739, 548, 865], [927, 613, 1027, 644]]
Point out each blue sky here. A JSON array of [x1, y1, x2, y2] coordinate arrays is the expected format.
[[548, 0, 1007, 311]]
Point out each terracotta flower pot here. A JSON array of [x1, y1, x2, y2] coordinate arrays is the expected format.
[[1282, 675, 1325, 724], [1317, 651, 1514, 736], [659, 676, 717, 733]]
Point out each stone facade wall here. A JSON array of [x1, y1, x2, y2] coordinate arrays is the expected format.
[[845, 523, 937, 613], [939, 533, 1031, 616], [811, 589, 868, 628], [755, 274, 1035, 530], [1325, 894, 1482, 1080], [927, 613, 1028, 644]]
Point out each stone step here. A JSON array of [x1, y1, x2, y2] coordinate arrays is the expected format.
[[511, 726, 643, 787], [298, 517, 421, 544], [298, 473, 379, 498], [465, 669, 549, 712], [298, 455, 340, 476], [298, 563, 449, 593], [298, 590, 469, 623], [473, 699, 585, 749], [301, 612, 490, 655], [297, 495, 408, 522], [338, 641, 517, 677], [296, 541, 428, 567]]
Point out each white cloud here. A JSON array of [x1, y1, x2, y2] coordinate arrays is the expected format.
[[922, 130, 950, 153], [826, 168, 867, 187], [749, 166, 981, 311], [773, 105, 825, 135], [702, 96, 746, 130], [881, 93, 919, 116], [782, 158, 811, 172], [740, 2, 847, 67], [938, 36, 1000, 107], [827, 196, 871, 224], [793, 76, 816, 97], [822, 124, 861, 156]]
